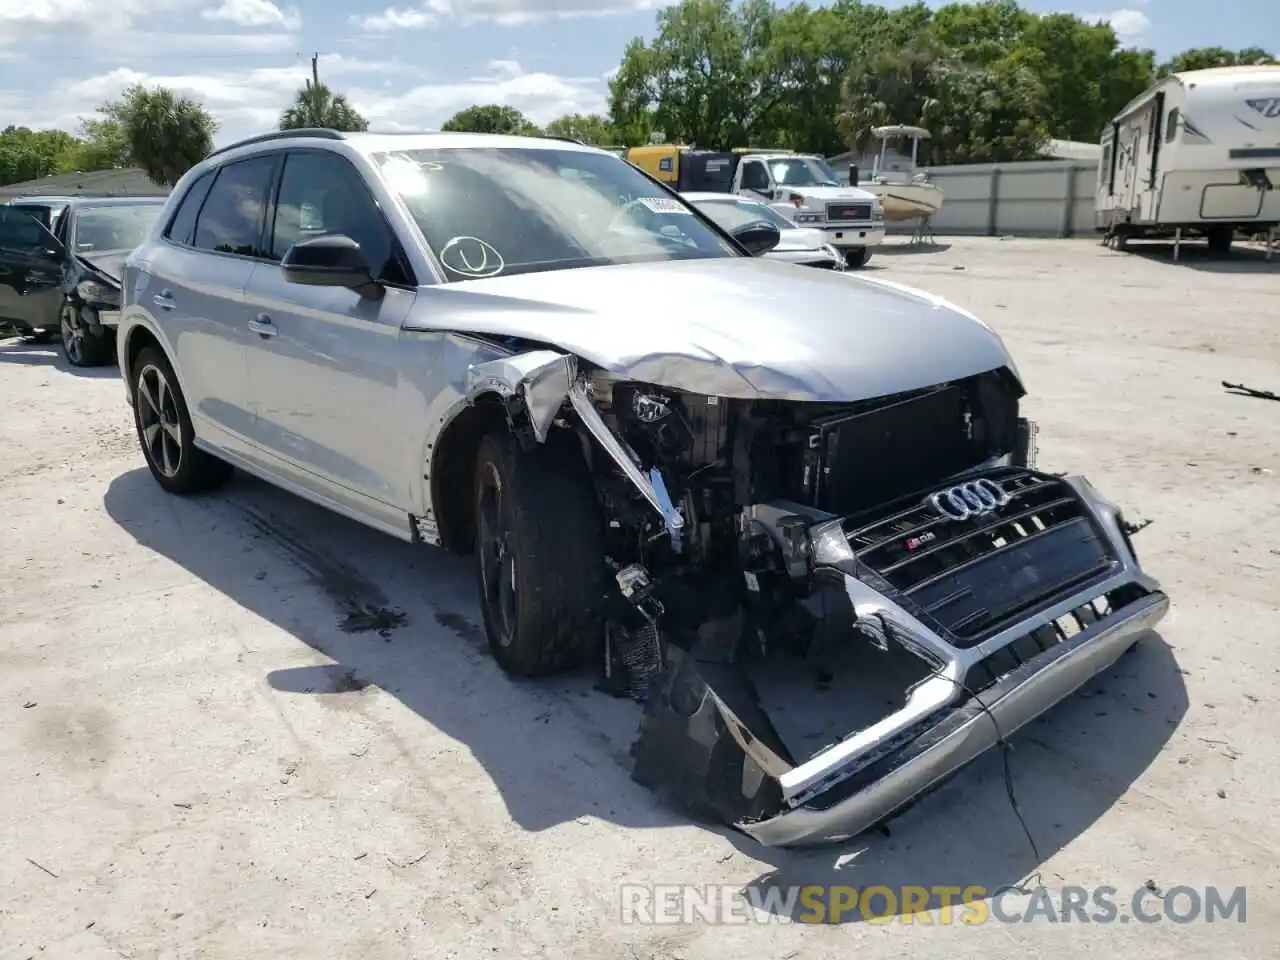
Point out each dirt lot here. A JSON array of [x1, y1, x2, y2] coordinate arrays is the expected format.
[[2, 237, 1277, 958]]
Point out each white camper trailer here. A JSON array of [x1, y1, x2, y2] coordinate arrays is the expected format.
[[1095, 65, 1280, 259]]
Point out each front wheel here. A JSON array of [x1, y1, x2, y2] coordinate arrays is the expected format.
[[130, 346, 234, 494], [473, 428, 606, 677], [844, 247, 871, 268], [60, 303, 114, 367]]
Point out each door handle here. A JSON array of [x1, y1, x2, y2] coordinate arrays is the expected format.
[[152, 290, 174, 310], [247, 314, 276, 339]]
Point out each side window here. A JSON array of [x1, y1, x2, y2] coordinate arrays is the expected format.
[[0, 207, 48, 252], [269, 150, 411, 285], [192, 156, 277, 258], [1100, 144, 1113, 186], [741, 162, 768, 190], [165, 169, 217, 246], [1165, 108, 1180, 143]]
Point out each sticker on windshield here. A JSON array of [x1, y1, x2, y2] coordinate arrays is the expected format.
[[438, 236, 505, 279], [636, 197, 693, 215]]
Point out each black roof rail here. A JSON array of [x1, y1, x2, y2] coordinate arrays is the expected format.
[[206, 128, 346, 159]]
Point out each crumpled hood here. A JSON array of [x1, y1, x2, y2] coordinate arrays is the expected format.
[[75, 248, 130, 285], [406, 257, 1021, 402]]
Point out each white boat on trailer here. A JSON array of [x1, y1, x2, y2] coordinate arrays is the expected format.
[[1095, 64, 1280, 260], [862, 125, 946, 224]]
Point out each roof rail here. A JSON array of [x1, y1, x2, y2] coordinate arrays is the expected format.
[[540, 135, 586, 145], [206, 128, 346, 159]]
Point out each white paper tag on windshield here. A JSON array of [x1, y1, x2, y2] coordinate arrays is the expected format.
[[637, 197, 693, 214]]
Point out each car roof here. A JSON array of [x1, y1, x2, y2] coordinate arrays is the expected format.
[[5, 196, 76, 205], [207, 128, 609, 163], [681, 192, 759, 202], [67, 196, 168, 207]]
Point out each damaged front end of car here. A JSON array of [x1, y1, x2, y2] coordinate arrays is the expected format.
[[466, 349, 1169, 848]]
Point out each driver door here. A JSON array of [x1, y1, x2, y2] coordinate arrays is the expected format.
[[0, 207, 64, 333], [242, 149, 418, 517], [738, 160, 773, 202]]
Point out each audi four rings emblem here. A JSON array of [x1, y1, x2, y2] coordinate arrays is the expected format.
[[927, 478, 1011, 521]]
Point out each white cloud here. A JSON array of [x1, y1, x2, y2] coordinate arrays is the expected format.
[[201, 0, 301, 31], [0, 0, 196, 45], [354, 0, 676, 31], [1080, 1, 1151, 42], [3, 56, 606, 147]]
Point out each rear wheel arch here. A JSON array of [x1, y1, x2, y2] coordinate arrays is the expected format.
[[122, 324, 172, 388]]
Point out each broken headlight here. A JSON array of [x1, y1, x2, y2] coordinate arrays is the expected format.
[[76, 279, 120, 306]]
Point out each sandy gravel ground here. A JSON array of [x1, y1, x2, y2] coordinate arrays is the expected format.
[[2, 236, 1277, 959]]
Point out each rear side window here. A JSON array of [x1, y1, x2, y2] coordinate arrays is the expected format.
[[1165, 108, 1180, 143], [165, 170, 216, 246], [8, 204, 52, 228], [192, 156, 277, 258]]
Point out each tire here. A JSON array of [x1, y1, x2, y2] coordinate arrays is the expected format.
[[473, 427, 606, 677], [1207, 227, 1233, 256], [130, 345, 234, 494], [844, 247, 870, 268], [60, 302, 114, 367]]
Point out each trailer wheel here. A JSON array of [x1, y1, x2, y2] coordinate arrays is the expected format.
[[1207, 227, 1233, 257]]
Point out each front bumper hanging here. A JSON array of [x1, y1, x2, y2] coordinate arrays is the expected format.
[[630, 469, 1170, 847]]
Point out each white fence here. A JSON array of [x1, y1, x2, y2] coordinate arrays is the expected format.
[[881, 159, 1101, 238]]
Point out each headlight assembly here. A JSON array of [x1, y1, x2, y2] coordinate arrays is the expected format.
[[76, 279, 120, 305]]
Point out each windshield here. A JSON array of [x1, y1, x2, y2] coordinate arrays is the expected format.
[[71, 203, 166, 252], [768, 157, 840, 188], [692, 198, 794, 232], [372, 147, 741, 280]]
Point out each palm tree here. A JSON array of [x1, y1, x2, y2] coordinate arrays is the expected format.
[[280, 60, 369, 132]]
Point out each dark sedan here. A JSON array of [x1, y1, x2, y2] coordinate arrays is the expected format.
[[0, 196, 168, 366]]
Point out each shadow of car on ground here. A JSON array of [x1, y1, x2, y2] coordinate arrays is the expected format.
[[103, 464, 1186, 920], [0, 336, 119, 378]]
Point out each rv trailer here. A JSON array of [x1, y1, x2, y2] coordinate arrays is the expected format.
[[1095, 65, 1280, 260]]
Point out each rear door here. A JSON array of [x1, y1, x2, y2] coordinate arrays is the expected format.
[[242, 148, 418, 513], [144, 156, 277, 449], [0, 206, 63, 332]]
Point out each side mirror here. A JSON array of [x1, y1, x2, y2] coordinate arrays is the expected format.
[[731, 220, 782, 257], [281, 234, 380, 297]]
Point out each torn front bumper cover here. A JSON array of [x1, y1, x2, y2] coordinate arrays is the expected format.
[[630, 474, 1170, 848]]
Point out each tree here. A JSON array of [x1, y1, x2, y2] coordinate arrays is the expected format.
[[440, 104, 543, 136], [103, 85, 217, 187], [0, 126, 81, 186], [279, 55, 370, 132], [544, 113, 616, 144], [1157, 46, 1277, 77]]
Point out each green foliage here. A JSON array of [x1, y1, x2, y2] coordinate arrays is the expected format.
[[280, 80, 369, 132], [110, 85, 218, 187], [603, 0, 1276, 164], [543, 113, 616, 145], [1156, 46, 1278, 78], [440, 105, 543, 136], [0, 126, 82, 185]]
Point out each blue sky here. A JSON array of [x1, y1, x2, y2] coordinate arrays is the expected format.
[[0, 0, 1273, 146]]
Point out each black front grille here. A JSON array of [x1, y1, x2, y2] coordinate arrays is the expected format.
[[843, 470, 1119, 647], [826, 202, 872, 222]]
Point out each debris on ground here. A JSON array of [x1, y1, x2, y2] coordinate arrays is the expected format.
[[1223, 381, 1280, 402]]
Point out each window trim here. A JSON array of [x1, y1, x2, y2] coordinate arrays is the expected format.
[[166, 152, 284, 263], [163, 168, 217, 247], [266, 147, 418, 288]]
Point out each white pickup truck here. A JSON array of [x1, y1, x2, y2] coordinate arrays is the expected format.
[[731, 152, 886, 268], [626, 146, 886, 268]]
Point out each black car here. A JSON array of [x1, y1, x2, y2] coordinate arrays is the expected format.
[[0, 195, 168, 366]]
